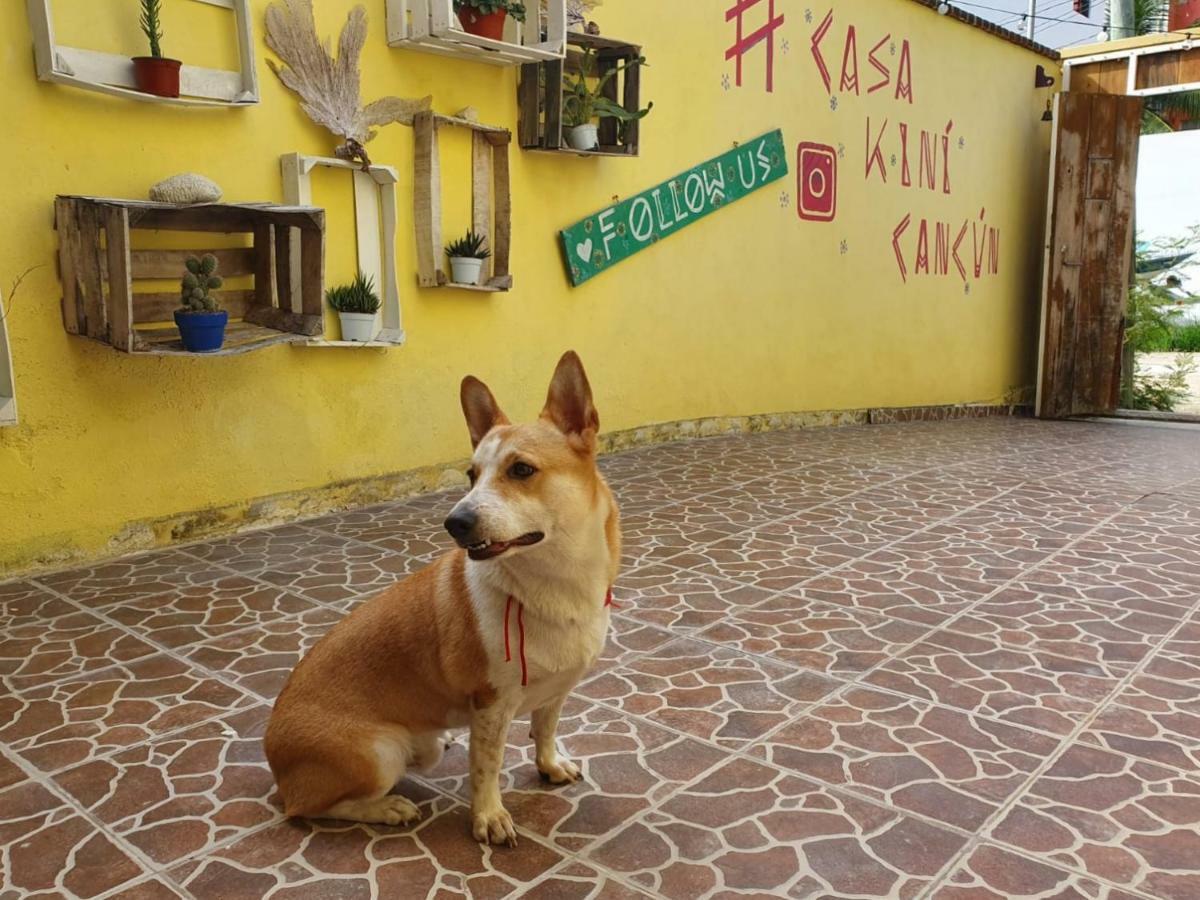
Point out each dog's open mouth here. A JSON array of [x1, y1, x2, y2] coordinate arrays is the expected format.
[[466, 532, 545, 561]]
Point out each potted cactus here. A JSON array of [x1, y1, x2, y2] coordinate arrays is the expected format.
[[445, 230, 491, 286], [453, 0, 526, 40], [327, 273, 382, 342], [133, 0, 182, 98], [175, 254, 227, 352], [562, 48, 652, 151]]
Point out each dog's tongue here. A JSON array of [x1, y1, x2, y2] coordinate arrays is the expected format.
[[467, 532, 544, 561]]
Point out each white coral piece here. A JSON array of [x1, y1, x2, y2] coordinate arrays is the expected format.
[[149, 174, 223, 205]]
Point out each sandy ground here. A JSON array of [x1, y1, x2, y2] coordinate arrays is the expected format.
[[1138, 352, 1200, 414]]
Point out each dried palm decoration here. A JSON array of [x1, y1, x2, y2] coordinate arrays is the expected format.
[[265, 0, 431, 170]]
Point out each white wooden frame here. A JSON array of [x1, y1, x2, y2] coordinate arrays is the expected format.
[[281, 154, 404, 348], [0, 298, 15, 427], [1064, 38, 1200, 98], [26, 0, 259, 107], [386, 0, 565, 65]]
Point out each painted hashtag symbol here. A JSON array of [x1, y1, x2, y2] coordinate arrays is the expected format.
[[725, 0, 785, 93]]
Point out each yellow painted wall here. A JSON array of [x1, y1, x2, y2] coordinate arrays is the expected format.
[[0, 1, 1057, 574]]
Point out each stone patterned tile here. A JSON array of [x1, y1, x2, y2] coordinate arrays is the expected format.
[[0, 750, 28, 791], [35, 551, 228, 609], [752, 686, 1062, 831], [1045, 532, 1200, 592], [183, 605, 343, 700], [1082, 675, 1200, 773], [577, 638, 841, 749], [864, 630, 1123, 736], [52, 707, 275, 867], [181, 525, 351, 573], [0, 779, 145, 897], [1015, 559, 1199, 615], [609, 479, 716, 516], [0, 580, 79, 628], [866, 536, 1049, 595], [945, 585, 1178, 668], [255, 542, 425, 606], [105, 877, 190, 899], [990, 743, 1200, 899], [306, 501, 456, 558], [0, 609, 157, 693], [102, 576, 317, 649], [167, 786, 568, 899], [931, 843, 1144, 899], [796, 557, 983, 628], [596, 613, 675, 673], [590, 757, 968, 899], [696, 597, 931, 675], [615, 566, 775, 633], [420, 699, 726, 852], [520, 861, 658, 899], [666, 526, 877, 593], [0, 654, 254, 774], [618, 512, 741, 572]]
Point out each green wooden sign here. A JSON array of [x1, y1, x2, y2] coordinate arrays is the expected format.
[[560, 129, 788, 286]]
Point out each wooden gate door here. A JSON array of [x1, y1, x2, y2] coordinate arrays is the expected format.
[[1036, 92, 1143, 419]]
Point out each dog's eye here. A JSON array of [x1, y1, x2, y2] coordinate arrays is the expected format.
[[509, 461, 537, 480]]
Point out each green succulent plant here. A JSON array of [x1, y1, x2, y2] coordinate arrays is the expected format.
[[453, 0, 527, 23], [326, 272, 382, 314], [140, 0, 164, 58], [179, 254, 222, 313], [562, 48, 652, 130], [446, 230, 492, 260]]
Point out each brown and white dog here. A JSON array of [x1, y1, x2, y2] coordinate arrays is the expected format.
[[264, 351, 621, 845]]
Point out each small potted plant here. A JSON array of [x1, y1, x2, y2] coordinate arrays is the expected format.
[[327, 273, 382, 343], [133, 0, 182, 98], [562, 48, 652, 151], [453, 0, 527, 40], [175, 255, 227, 352], [445, 231, 491, 286]]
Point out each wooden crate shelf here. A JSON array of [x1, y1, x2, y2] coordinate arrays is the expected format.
[[386, 0, 565, 66], [54, 197, 325, 356], [518, 32, 643, 157], [413, 112, 513, 292]]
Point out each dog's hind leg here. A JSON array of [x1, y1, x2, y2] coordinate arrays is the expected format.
[[307, 732, 421, 826]]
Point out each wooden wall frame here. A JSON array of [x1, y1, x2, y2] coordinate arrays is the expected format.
[[1063, 36, 1200, 98], [0, 300, 15, 427], [27, 0, 259, 107], [519, 32, 643, 157], [386, 0, 565, 66], [54, 196, 325, 356], [413, 111, 513, 292], [281, 154, 404, 348]]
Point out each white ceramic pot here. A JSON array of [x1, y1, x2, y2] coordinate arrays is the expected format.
[[338, 312, 377, 343], [450, 256, 484, 285], [566, 123, 599, 151]]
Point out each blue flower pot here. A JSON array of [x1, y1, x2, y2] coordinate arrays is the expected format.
[[174, 310, 228, 353]]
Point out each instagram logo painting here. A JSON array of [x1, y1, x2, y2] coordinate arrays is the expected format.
[[797, 142, 838, 222]]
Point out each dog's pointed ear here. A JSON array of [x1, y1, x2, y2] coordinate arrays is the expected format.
[[460, 376, 510, 448], [541, 351, 599, 451]]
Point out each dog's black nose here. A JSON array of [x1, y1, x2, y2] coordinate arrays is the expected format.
[[444, 510, 478, 544]]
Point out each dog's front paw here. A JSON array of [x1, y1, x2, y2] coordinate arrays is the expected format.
[[537, 756, 582, 785], [472, 804, 518, 846]]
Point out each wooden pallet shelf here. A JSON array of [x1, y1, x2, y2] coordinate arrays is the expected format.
[[0, 294, 15, 427], [386, 0, 565, 66], [27, 0, 260, 107], [518, 32, 643, 157], [54, 197, 325, 356], [413, 112, 513, 292]]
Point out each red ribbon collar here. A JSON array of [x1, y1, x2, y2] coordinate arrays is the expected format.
[[504, 588, 615, 687]]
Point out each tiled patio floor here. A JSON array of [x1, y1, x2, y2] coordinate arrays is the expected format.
[[3, 417, 1200, 899]]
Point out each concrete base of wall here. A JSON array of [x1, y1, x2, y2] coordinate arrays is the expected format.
[[1, 401, 1030, 580]]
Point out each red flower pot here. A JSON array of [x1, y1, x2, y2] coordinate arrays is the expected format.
[[456, 7, 508, 40], [132, 56, 182, 98]]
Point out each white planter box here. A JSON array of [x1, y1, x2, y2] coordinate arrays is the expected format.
[[386, 0, 565, 66]]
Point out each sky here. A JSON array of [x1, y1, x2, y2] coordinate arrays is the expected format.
[[948, 0, 1109, 49]]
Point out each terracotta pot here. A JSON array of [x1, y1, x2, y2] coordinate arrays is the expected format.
[[132, 56, 182, 98], [456, 6, 508, 40]]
